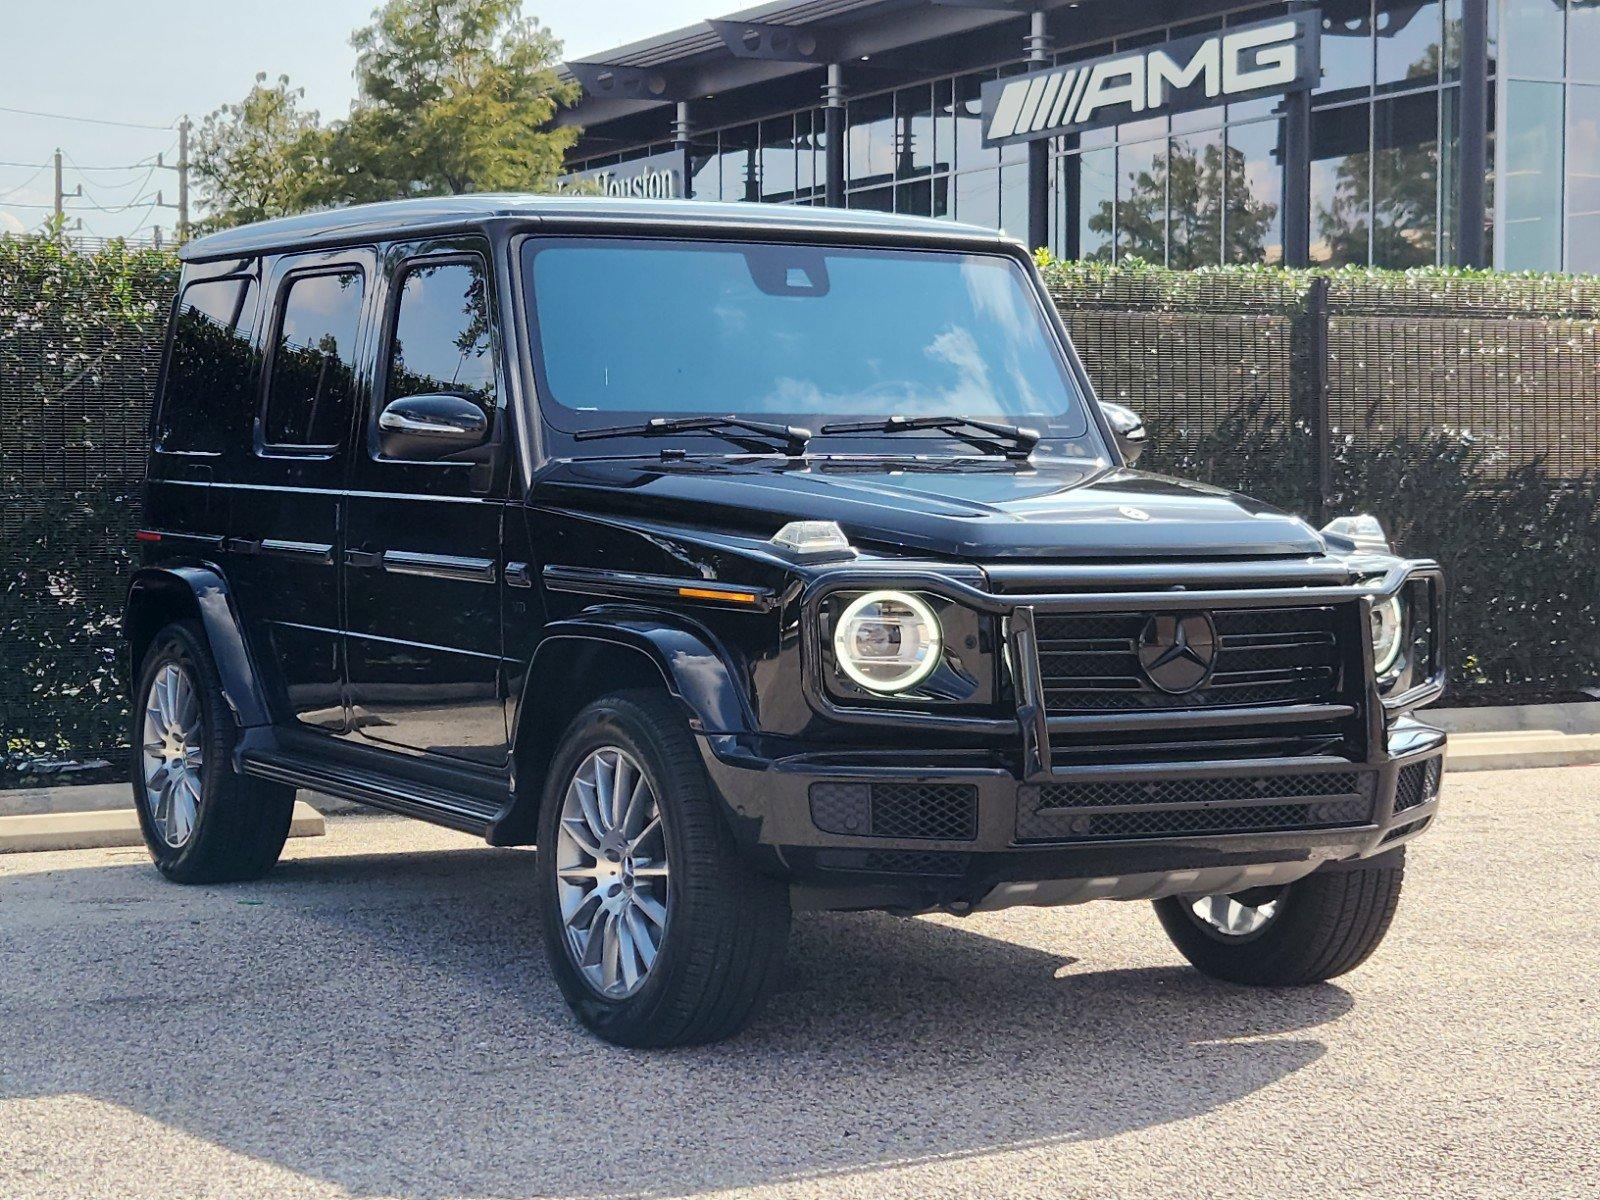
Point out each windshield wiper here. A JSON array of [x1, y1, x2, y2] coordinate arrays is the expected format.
[[817, 414, 1041, 460], [573, 415, 811, 457]]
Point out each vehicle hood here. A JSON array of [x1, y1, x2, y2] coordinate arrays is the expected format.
[[534, 456, 1327, 560]]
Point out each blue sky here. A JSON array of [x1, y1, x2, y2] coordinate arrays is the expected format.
[[0, 0, 716, 239]]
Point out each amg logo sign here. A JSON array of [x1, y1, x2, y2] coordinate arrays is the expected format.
[[981, 13, 1320, 148]]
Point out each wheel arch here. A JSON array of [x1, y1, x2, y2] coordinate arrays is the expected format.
[[490, 615, 754, 846], [124, 564, 272, 729]]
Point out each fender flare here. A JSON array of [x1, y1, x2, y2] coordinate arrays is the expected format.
[[124, 564, 272, 728], [490, 612, 754, 847], [517, 612, 755, 739]]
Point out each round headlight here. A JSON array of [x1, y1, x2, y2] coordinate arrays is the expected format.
[[1370, 595, 1404, 675], [832, 590, 942, 693]]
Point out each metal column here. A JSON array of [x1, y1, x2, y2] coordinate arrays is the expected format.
[[1282, 0, 1316, 267], [673, 101, 694, 200], [1025, 10, 1052, 252], [1458, 0, 1490, 267], [824, 63, 846, 208]]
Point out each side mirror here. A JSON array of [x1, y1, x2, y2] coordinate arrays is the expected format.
[[1100, 401, 1146, 465], [377, 393, 490, 461]]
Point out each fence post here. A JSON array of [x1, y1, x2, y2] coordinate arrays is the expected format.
[[1295, 274, 1333, 525]]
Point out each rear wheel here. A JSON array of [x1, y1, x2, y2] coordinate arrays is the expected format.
[[535, 690, 790, 1047], [1152, 852, 1405, 986], [132, 621, 294, 884]]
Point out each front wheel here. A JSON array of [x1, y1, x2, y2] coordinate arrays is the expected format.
[[535, 691, 790, 1048], [1152, 851, 1405, 986]]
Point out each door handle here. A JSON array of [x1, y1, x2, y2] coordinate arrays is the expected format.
[[346, 549, 385, 570]]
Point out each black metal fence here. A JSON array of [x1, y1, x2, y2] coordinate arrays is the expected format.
[[5, 236, 1600, 776]]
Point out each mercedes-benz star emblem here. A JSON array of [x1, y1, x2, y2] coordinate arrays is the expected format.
[[1138, 612, 1218, 694]]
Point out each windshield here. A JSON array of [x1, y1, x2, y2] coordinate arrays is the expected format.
[[522, 237, 1093, 446]]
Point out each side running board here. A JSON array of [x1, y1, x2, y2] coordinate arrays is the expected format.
[[240, 752, 502, 837]]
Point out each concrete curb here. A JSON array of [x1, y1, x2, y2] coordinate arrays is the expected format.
[[0, 801, 325, 855]]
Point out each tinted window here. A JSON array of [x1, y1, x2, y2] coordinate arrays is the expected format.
[[263, 270, 364, 448], [157, 277, 258, 453], [385, 260, 494, 418], [526, 240, 1088, 438]]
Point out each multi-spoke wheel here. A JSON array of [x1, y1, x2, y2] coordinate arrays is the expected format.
[[131, 620, 294, 884], [141, 661, 205, 848], [536, 691, 790, 1048], [555, 747, 671, 999], [1183, 888, 1284, 941], [1153, 853, 1408, 986]]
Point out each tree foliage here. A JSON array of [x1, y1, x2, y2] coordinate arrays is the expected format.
[[191, 74, 330, 232], [192, 0, 581, 229]]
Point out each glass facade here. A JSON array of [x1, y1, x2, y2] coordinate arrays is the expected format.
[[1494, 0, 1600, 272], [562, 2, 1591, 274]]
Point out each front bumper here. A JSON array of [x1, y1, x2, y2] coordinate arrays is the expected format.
[[698, 720, 1445, 913]]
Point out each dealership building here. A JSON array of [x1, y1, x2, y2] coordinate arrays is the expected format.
[[559, 0, 1598, 274]]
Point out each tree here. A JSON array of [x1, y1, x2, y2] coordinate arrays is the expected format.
[[1087, 138, 1280, 266], [191, 74, 329, 231], [325, 0, 581, 202]]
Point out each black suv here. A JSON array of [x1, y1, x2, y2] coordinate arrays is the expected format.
[[126, 197, 1446, 1046]]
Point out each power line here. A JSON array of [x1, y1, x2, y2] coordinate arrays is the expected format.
[[0, 155, 167, 171], [0, 165, 47, 201], [0, 102, 173, 131]]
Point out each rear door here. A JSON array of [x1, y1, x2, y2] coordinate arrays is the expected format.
[[224, 249, 373, 733], [341, 238, 509, 765]]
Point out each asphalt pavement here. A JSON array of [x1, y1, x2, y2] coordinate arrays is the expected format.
[[1, 765, 1595, 1200]]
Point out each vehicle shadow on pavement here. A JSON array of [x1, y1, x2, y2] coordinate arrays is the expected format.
[[0, 840, 1352, 1198]]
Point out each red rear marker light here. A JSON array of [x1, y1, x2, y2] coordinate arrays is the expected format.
[[134, 530, 162, 543]]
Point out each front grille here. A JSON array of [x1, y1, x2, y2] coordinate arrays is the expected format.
[[1016, 771, 1374, 842], [809, 782, 978, 841], [1393, 758, 1443, 814], [1035, 606, 1343, 714]]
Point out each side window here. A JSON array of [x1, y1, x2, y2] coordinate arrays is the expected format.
[[157, 277, 258, 453], [384, 259, 495, 422], [262, 269, 364, 450]]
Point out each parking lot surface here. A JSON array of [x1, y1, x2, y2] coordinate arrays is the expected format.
[[1, 765, 1596, 1200]]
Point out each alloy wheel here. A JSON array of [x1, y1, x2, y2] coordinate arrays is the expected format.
[[554, 746, 671, 999], [1186, 889, 1283, 939], [141, 661, 204, 848]]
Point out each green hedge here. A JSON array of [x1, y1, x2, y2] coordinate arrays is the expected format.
[[1, 236, 176, 778]]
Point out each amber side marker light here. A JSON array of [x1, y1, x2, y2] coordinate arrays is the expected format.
[[678, 586, 758, 604]]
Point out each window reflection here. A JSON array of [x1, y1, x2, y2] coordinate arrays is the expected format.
[[1502, 80, 1564, 270], [1567, 84, 1600, 272], [1311, 105, 1373, 266], [1501, 0, 1566, 80], [386, 261, 495, 420], [264, 271, 363, 449], [1114, 139, 1167, 263], [159, 278, 258, 454], [1167, 130, 1225, 268], [1376, 1, 1442, 92], [1372, 92, 1440, 266], [1224, 120, 1284, 263]]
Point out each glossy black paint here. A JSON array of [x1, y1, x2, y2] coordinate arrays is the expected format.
[[130, 197, 1448, 912]]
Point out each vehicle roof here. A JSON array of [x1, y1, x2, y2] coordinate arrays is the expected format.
[[179, 195, 1016, 261]]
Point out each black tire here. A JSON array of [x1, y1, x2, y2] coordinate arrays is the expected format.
[[535, 690, 791, 1048], [1152, 851, 1405, 986], [131, 620, 295, 884]]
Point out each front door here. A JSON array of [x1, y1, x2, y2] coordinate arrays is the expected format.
[[342, 240, 509, 766]]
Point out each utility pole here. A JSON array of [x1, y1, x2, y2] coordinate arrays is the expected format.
[[52, 148, 82, 237], [177, 115, 190, 240], [156, 116, 193, 243]]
